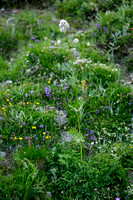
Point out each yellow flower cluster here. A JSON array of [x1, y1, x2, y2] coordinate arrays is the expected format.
[[45, 135, 51, 139], [2, 107, 6, 112], [43, 132, 51, 139]]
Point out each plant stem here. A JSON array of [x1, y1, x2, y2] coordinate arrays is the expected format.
[[78, 116, 82, 161]]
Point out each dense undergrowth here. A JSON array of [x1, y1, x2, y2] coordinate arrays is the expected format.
[[0, 0, 133, 199]]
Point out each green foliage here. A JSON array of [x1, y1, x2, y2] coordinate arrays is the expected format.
[[0, 158, 46, 200], [0, 27, 18, 58], [90, 4, 133, 63], [43, 144, 131, 199], [0, 4, 132, 200], [0, 57, 8, 81], [55, 0, 132, 23]]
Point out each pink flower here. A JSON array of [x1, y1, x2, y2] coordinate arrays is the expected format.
[[115, 198, 120, 200], [12, 9, 19, 14]]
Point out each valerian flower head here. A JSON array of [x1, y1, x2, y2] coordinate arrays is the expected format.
[[59, 19, 70, 33]]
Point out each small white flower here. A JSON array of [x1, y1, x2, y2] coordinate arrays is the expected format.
[[60, 27, 66, 33], [56, 40, 61, 45], [87, 42, 90, 47], [6, 80, 12, 84], [26, 69, 31, 73], [70, 48, 76, 51], [73, 38, 79, 43], [59, 19, 70, 33]]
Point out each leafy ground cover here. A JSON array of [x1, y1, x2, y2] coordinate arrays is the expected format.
[[0, 1, 133, 199]]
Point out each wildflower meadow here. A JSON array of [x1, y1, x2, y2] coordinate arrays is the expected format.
[[0, 0, 133, 199]]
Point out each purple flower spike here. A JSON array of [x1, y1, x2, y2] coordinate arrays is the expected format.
[[104, 26, 108, 33], [92, 32, 96, 36], [95, 23, 101, 30]]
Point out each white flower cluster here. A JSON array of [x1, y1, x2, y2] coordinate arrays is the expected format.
[[87, 42, 90, 47], [55, 39, 61, 46], [73, 38, 79, 43], [59, 19, 70, 33]]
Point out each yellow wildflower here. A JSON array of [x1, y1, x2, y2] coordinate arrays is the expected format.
[[20, 125, 22, 128], [45, 135, 51, 139], [43, 132, 46, 135], [6, 99, 9, 102], [36, 102, 40, 105], [19, 137, 23, 140], [81, 80, 86, 86], [26, 102, 29, 105], [32, 126, 36, 129], [14, 137, 17, 140], [48, 81, 51, 84]]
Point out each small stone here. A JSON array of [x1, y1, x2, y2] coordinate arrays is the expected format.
[[0, 151, 6, 158], [46, 192, 52, 199], [61, 131, 73, 142]]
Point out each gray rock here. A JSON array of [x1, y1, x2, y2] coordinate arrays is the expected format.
[[0, 151, 6, 158], [56, 110, 68, 126], [61, 131, 73, 142]]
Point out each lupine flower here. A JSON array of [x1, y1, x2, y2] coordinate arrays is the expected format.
[[9, 146, 12, 150], [95, 23, 101, 30], [44, 86, 52, 97], [92, 32, 96, 36], [39, 125, 44, 128], [59, 19, 70, 33], [104, 26, 108, 33]]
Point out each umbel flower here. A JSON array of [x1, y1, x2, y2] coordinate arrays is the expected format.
[[59, 19, 70, 33]]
